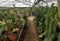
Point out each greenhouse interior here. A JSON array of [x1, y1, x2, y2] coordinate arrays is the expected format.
[[0, 0, 60, 41]]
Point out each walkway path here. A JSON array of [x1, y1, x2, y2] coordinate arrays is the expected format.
[[24, 16, 38, 41]]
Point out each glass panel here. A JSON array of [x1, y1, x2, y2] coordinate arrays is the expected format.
[[0, 0, 57, 7]]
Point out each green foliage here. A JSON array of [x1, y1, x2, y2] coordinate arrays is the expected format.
[[34, 3, 58, 41], [0, 8, 25, 40]]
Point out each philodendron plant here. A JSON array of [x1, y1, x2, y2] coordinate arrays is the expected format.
[[34, 3, 58, 41]]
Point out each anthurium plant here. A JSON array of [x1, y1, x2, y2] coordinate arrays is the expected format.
[[0, 9, 25, 41]]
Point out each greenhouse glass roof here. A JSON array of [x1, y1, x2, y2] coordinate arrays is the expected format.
[[0, 0, 57, 7]]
